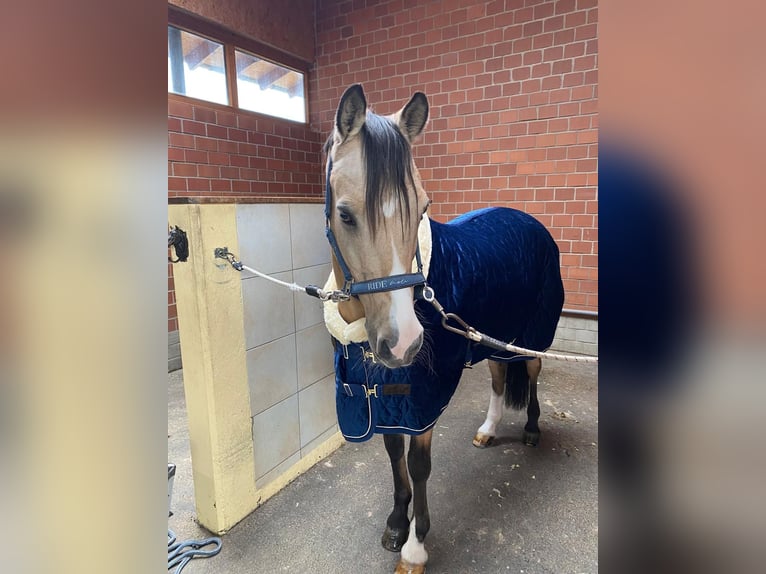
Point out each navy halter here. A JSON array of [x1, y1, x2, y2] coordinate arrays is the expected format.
[[325, 157, 427, 298]]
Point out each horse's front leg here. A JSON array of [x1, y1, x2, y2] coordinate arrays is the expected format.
[[382, 434, 412, 552], [396, 429, 433, 574]]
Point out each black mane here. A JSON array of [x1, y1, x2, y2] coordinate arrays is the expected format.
[[360, 113, 416, 235]]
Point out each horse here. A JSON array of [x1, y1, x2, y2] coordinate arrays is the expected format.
[[322, 84, 564, 574]]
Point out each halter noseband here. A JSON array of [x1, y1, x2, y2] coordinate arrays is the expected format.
[[325, 157, 427, 298]]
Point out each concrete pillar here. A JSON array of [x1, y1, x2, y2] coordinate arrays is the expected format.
[[169, 204, 258, 533]]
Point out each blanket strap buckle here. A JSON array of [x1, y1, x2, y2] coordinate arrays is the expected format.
[[363, 384, 378, 398]]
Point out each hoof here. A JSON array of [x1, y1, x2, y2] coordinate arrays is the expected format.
[[472, 433, 495, 448], [395, 559, 426, 574], [523, 430, 540, 447], [382, 525, 409, 552]]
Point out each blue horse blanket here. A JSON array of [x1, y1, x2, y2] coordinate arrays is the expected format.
[[331, 207, 564, 442]]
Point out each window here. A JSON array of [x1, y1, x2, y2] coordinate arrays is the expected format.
[[235, 50, 305, 122], [167, 27, 228, 105], [167, 14, 307, 123]]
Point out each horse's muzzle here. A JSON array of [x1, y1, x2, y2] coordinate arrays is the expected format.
[[375, 330, 424, 368]]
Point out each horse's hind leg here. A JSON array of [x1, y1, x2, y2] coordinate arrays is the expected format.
[[473, 360, 507, 448], [523, 358, 542, 447], [396, 429, 433, 574], [382, 434, 412, 552]]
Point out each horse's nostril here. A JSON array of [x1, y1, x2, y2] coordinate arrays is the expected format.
[[403, 332, 424, 363], [377, 338, 394, 360]]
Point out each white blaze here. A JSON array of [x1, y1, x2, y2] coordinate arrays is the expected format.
[[383, 197, 396, 219], [388, 238, 422, 360]]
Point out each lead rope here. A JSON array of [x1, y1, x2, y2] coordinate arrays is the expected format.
[[419, 286, 598, 363], [214, 249, 597, 363], [214, 247, 350, 302]]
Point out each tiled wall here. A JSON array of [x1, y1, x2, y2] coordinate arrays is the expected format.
[[236, 203, 337, 488], [551, 314, 597, 356]]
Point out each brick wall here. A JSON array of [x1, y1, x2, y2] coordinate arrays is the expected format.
[[312, 0, 598, 312], [168, 97, 323, 199]]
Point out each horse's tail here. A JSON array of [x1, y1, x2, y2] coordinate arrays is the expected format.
[[504, 360, 530, 410]]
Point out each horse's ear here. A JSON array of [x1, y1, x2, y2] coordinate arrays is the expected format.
[[396, 92, 429, 143], [336, 84, 367, 141]]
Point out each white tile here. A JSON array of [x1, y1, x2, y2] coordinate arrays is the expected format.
[[236, 204, 293, 274], [298, 375, 337, 448], [555, 327, 576, 341], [296, 323, 335, 390], [242, 273, 296, 349], [252, 395, 300, 479], [247, 334, 298, 417], [301, 425, 340, 458], [255, 451, 301, 490], [289, 204, 330, 269], [293, 263, 333, 331], [575, 328, 598, 344]]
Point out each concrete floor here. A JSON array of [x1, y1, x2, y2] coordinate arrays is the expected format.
[[168, 358, 597, 574]]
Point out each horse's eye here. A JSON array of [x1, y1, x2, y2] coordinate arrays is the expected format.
[[339, 210, 356, 226]]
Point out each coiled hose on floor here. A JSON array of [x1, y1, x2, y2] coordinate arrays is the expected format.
[[167, 529, 222, 573]]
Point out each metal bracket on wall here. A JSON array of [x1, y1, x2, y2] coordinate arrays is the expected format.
[[169, 225, 189, 263]]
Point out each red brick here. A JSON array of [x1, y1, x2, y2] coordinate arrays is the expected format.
[[555, 0, 577, 15], [187, 178, 210, 191], [552, 59, 573, 74], [193, 106, 216, 123], [542, 76, 561, 90], [575, 23, 597, 41], [168, 100, 193, 119], [185, 149, 208, 163], [172, 163, 196, 177], [211, 179, 232, 192], [565, 10, 587, 28], [206, 124, 228, 139], [563, 72, 584, 87], [182, 120, 207, 136], [544, 15, 565, 32], [168, 177, 187, 191], [198, 165, 220, 178], [554, 28, 575, 45], [169, 133, 194, 149], [208, 152, 230, 165], [534, 1, 555, 19], [195, 137, 218, 151], [571, 86, 594, 100], [168, 147, 184, 162], [577, 0, 598, 9], [577, 130, 598, 144], [567, 174, 588, 187], [523, 50, 543, 66], [577, 159, 598, 173], [515, 7, 534, 24], [531, 63, 551, 78], [564, 42, 585, 58], [537, 145, 567, 159], [217, 112, 238, 127]]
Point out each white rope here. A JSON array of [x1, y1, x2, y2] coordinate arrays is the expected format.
[[465, 330, 598, 363], [240, 264, 307, 293], [219, 251, 598, 364]]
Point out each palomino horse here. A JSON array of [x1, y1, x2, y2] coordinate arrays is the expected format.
[[323, 84, 564, 574]]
